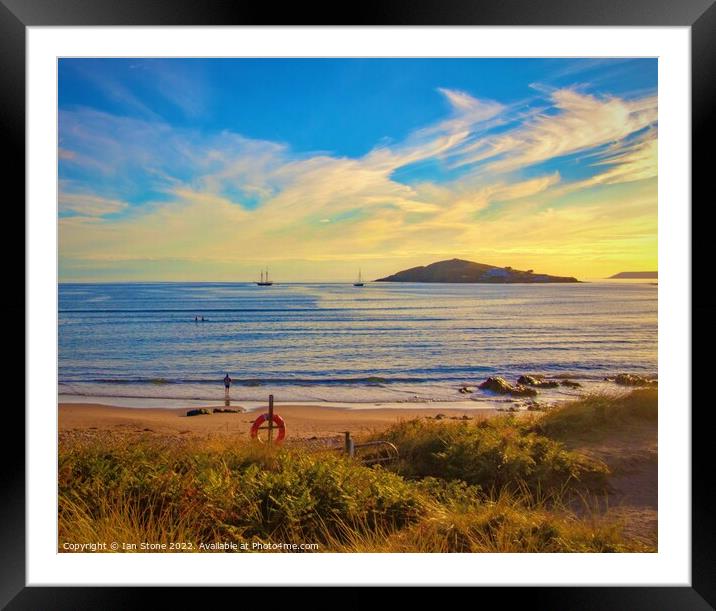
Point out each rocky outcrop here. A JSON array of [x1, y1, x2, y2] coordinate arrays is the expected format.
[[376, 258, 579, 283], [517, 375, 559, 388], [613, 374, 658, 387], [478, 376, 537, 397]]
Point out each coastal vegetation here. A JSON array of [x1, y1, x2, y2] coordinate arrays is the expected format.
[[58, 389, 657, 553]]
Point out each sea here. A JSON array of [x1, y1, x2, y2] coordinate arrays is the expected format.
[[58, 281, 657, 408]]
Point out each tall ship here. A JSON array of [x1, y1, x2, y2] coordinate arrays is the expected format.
[[257, 267, 273, 286], [353, 269, 364, 287]]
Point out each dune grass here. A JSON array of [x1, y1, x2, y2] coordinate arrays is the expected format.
[[534, 387, 657, 439], [324, 484, 644, 553], [372, 415, 610, 495], [58, 390, 656, 553]]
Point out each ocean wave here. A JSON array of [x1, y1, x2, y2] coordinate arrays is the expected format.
[[57, 377, 620, 405]]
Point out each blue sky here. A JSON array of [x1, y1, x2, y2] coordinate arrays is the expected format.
[[58, 58, 657, 281]]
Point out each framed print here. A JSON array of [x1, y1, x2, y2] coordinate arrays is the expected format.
[[5, 0, 714, 606]]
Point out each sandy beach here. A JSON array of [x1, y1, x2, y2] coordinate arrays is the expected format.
[[59, 402, 498, 442]]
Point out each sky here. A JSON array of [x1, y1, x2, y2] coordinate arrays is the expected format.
[[58, 58, 657, 282]]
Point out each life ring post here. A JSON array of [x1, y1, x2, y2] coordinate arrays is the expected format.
[[249, 395, 286, 444], [267, 394, 274, 443]]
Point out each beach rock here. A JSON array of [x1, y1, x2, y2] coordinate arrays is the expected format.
[[517, 375, 559, 388], [213, 408, 242, 413], [479, 376, 513, 394], [614, 373, 657, 387], [458, 386, 474, 394], [518, 374, 544, 382], [434, 413, 446, 420], [186, 408, 210, 417], [510, 385, 538, 397], [541, 381, 560, 388], [527, 403, 547, 412], [479, 376, 537, 397], [560, 380, 582, 388]]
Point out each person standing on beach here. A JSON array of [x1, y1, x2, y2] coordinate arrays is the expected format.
[[224, 373, 232, 400]]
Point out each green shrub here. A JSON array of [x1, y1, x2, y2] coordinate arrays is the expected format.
[[59, 434, 427, 547], [375, 417, 609, 494]]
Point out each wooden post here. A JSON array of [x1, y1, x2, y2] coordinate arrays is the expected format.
[[267, 394, 274, 443], [343, 431, 354, 457]]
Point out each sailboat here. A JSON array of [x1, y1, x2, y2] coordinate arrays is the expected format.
[[257, 267, 273, 286], [353, 269, 365, 287]]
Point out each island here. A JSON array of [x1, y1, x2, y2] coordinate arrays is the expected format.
[[608, 271, 658, 279], [375, 258, 579, 283]]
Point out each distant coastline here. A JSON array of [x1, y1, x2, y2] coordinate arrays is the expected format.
[[608, 271, 658, 279]]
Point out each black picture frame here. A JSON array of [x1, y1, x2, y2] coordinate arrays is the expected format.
[[3, 0, 713, 606]]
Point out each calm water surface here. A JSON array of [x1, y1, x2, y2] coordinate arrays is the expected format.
[[58, 282, 657, 404]]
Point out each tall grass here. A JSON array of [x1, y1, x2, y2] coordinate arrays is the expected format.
[[325, 486, 647, 553], [59, 434, 425, 549], [535, 388, 657, 438]]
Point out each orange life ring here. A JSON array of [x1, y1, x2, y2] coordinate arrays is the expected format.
[[249, 413, 286, 443]]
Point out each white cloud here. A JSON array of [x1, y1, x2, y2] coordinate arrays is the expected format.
[[59, 192, 129, 217]]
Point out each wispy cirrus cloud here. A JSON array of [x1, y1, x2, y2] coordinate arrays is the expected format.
[[447, 88, 657, 173]]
